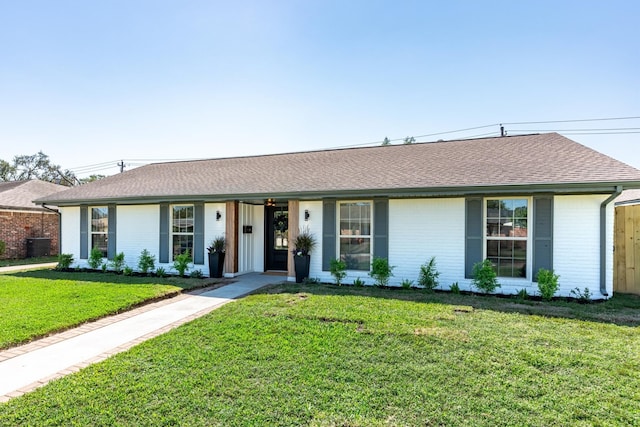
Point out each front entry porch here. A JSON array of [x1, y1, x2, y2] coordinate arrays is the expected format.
[[223, 200, 300, 282]]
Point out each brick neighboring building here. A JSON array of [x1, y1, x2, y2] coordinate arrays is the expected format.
[[0, 180, 68, 259]]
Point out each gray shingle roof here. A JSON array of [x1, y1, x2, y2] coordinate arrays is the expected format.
[[0, 180, 68, 211], [615, 189, 640, 206], [37, 133, 640, 205]]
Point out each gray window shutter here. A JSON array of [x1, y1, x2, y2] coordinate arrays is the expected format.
[[532, 196, 553, 280], [80, 205, 88, 259], [322, 200, 336, 271], [193, 202, 204, 265], [373, 198, 389, 259], [107, 204, 117, 259], [159, 203, 169, 263], [465, 197, 483, 278]]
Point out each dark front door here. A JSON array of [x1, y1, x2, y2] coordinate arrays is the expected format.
[[265, 205, 289, 271]]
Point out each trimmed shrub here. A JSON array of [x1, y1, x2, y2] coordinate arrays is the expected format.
[[537, 268, 560, 301], [472, 259, 500, 293]]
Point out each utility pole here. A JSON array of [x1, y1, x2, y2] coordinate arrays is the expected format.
[[117, 160, 125, 173]]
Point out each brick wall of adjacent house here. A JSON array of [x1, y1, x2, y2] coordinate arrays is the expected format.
[[0, 210, 59, 259]]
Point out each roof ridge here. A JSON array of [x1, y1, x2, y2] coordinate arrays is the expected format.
[[147, 132, 549, 167]]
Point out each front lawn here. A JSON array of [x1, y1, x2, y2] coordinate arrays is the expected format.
[[0, 270, 218, 349], [1, 284, 639, 425]]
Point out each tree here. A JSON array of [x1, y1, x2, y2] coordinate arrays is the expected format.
[[0, 160, 15, 181], [0, 151, 78, 186], [381, 137, 391, 146], [79, 174, 106, 185], [403, 136, 416, 144]]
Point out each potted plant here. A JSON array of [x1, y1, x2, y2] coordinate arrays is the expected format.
[[207, 235, 226, 278], [292, 227, 317, 283]]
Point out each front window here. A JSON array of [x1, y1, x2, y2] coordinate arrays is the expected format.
[[486, 198, 528, 278], [91, 207, 108, 257], [172, 205, 194, 260], [339, 202, 371, 270]]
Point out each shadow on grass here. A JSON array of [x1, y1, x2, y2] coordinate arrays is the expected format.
[[258, 282, 640, 328], [6, 269, 222, 291]]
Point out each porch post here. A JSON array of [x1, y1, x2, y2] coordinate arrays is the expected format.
[[224, 201, 239, 276], [288, 200, 300, 281]]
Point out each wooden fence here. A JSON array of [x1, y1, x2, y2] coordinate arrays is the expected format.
[[614, 204, 640, 295]]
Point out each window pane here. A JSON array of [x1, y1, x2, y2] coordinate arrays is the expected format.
[[486, 240, 527, 277], [340, 237, 371, 271], [91, 234, 108, 258], [173, 235, 193, 260], [486, 199, 528, 237], [172, 206, 194, 233], [274, 230, 288, 250], [487, 240, 499, 257], [91, 207, 108, 233], [340, 202, 371, 237]]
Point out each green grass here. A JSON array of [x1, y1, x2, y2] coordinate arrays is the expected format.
[[1, 284, 639, 426], [0, 256, 58, 267], [0, 270, 218, 349]]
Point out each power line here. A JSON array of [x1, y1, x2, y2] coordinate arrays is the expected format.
[[507, 127, 640, 132], [503, 116, 640, 125]]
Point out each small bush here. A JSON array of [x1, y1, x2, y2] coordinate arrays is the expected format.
[[472, 259, 500, 293], [109, 252, 126, 273], [353, 277, 365, 287], [173, 250, 191, 277], [156, 267, 167, 278], [537, 268, 560, 301], [138, 249, 156, 275], [329, 258, 347, 286], [401, 279, 413, 289], [101, 263, 108, 273], [88, 247, 104, 269], [190, 269, 203, 279], [56, 253, 74, 270], [302, 277, 320, 285], [571, 287, 592, 303], [450, 282, 460, 294], [0, 240, 5, 256], [369, 257, 395, 287], [418, 256, 440, 291], [123, 266, 134, 276], [517, 288, 529, 301]]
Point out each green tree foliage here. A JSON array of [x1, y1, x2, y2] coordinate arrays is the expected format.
[[0, 151, 78, 186]]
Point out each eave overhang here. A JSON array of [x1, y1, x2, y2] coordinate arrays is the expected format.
[[34, 181, 640, 207]]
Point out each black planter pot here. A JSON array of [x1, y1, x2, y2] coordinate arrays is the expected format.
[[208, 252, 225, 278], [294, 254, 310, 283]]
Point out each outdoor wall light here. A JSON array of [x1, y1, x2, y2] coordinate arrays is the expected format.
[[304, 209, 310, 221], [216, 211, 222, 221]]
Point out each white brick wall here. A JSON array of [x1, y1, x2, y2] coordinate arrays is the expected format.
[[306, 195, 613, 299], [60, 206, 80, 265], [116, 205, 160, 270], [554, 194, 611, 298], [301, 201, 326, 282], [204, 203, 227, 276], [59, 194, 615, 299], [389, 198, 466, 289]]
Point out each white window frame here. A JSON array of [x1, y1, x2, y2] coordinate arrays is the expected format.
[[90, 206, 108, 258], [171, 204, 194, 261], [337, 200, 373, 272], [483, 197, 532, 280]]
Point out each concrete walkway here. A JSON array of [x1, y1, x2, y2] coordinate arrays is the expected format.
[[0, 262, 58, 274], [0, 272, 284, 402]]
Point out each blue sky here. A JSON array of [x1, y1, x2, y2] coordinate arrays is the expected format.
[[0, 1, 638, 177]]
